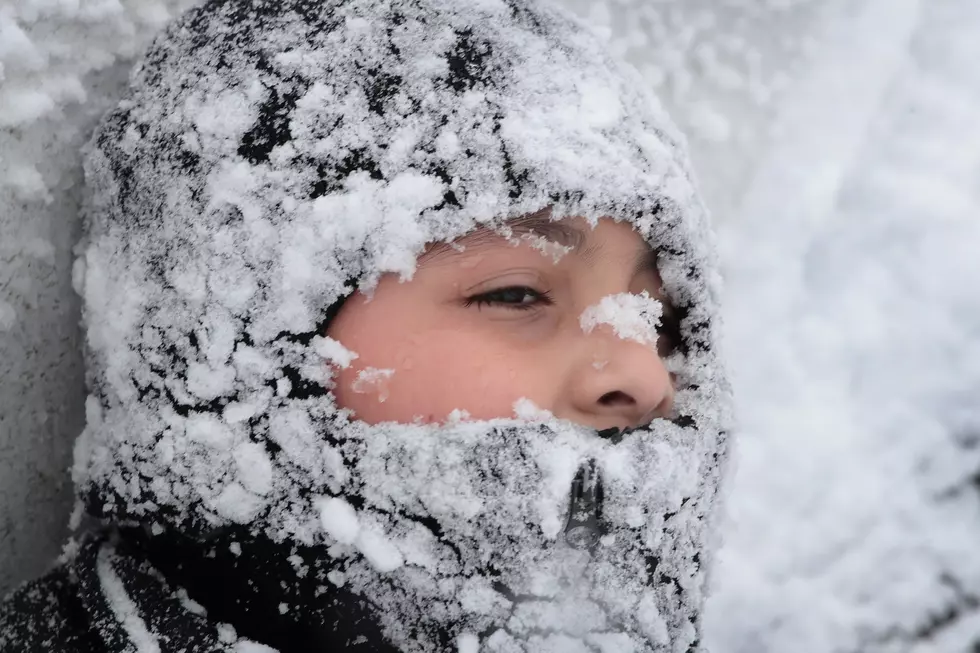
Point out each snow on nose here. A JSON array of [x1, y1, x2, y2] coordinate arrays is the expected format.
[[579, 291, 663, 349]]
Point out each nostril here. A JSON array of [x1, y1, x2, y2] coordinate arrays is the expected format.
[[599, 390, 634, 406]]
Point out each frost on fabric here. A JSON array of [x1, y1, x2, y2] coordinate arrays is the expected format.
[[96, 546, 161, 653], [312, 335, 358, 369], [235, 641, 279, 653], [73, 0, 732, 650]]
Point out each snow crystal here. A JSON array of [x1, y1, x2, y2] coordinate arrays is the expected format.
[[458, 633, 481, 653], [355, 523, 405, 573], [635, 592, 670, 646], [517, 232, 575, 263], [175, 588, 207, 616], [512, 398, 554, 421], [216, 623, 238, 644], [236, 641, 279, 653], [185, 362, 237, 402], [459, 577, 510, 616], [317, 497, 361, 546], [350, 368, 395, 403], [223, 401, 260, 424], [313, 335, 359, 369], [232, 442, 274, 496], [327, 570, 346, 587], [184, 413, 234, 449], [209, 482, 265, 524], [321, 444, 349, 492], [579, 291, 663, 348]]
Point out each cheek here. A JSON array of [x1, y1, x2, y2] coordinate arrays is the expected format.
[[332, 326, 550, 424]]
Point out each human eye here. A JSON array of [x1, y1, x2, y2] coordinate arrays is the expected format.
[[463, 286, 554, 311]]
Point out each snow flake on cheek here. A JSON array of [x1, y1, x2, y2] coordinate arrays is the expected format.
[[351, 367, 395, 403]]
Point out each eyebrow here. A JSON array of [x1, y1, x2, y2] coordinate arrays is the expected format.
[[422, 212, 660, 277], [418, 211, 587, 264], [420, 212, 678, 320]]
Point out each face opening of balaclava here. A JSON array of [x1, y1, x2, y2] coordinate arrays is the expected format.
[[73, 0, 733, 651]]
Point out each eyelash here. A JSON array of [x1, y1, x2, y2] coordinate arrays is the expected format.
[[463, 286, 555, 311]]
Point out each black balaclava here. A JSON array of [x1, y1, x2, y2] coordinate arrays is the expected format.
[[74, 0, 733, 651]]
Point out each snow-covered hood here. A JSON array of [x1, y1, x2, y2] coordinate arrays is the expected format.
[[73, 0, 732, 650]]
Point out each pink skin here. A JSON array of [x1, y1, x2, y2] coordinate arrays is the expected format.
[[326, 217, 676, 432]]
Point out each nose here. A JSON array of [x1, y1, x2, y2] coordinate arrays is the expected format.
[[563, 324, 674, 431]]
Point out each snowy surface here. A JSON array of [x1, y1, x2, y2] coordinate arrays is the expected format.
[[1, 0, 979, 651], [0, 0, 201, 595], [705, 0, 980, 650]]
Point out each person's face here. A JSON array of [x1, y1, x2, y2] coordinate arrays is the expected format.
[[326, 216, 678, 431]]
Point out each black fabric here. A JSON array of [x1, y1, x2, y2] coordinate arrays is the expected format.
[[0, 530, 395, 653], [124, 525, 399, 652], [0, 563, 105, 653]]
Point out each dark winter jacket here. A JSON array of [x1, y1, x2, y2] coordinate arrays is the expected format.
[[1, 528, 398, 652]]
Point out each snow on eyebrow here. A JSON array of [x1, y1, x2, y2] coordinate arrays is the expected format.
[[418, 213, 587, 266], [515, 232, 575, 263], [579, 292, 663, 348]]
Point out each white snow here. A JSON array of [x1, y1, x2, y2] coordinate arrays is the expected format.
[[232, 442, 275, 496], [186, 362, 238, 401], [458, 633, 481, 653], [317, 497, 404, 572], [209, 482, 266, 524], [354, 523, 405, 573], [317, 497, 361, 546], [702, 0, 980, 650], [579, 291, 663, 349], [184, 413, 234, 449], [236, 641, 279, 653], [96, 544, 162, 653], [313, 335, 359, 369], [350, 368, 395, 403]]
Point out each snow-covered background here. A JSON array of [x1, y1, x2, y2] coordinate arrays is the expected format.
[[1, 0, 978, 651]]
